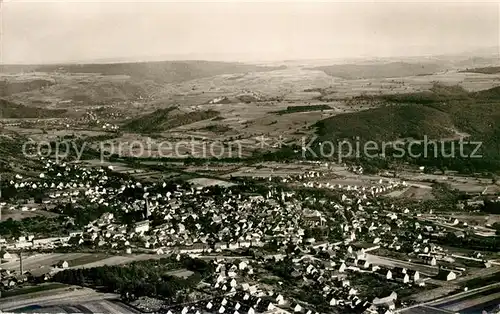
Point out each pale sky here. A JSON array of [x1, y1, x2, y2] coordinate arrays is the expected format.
[[1, 0, 499, 64]]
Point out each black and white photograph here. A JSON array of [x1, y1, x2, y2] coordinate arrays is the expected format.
[[0, 1, 500, 313]]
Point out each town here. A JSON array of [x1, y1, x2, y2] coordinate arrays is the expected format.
[[2, 1, 500, 313], [0, 154, 499, 313]]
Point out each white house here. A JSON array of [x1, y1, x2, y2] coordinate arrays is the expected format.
[[445, 271, 457, 281], [134, 221, 150, 233], [276, 294, 285, 305]]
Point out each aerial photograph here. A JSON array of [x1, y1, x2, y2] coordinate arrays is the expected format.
[[0, 1, 500, 313]]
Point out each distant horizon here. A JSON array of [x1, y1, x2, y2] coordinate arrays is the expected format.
[[1, 1, 498, 65], [0, 45, 498, 66]]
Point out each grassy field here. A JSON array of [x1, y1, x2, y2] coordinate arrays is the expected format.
[[1, 209, 60, 221], [67, 254, 111, 267], [1, 283, 68, 298]]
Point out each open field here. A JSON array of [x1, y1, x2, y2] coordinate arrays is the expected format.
[[386, 186, 435, 200], [0, 285, 123, 313], [68, 253, 167, 269], [13, 300, 140, 314], [1, 208, 59, 221], [188, 177, 236, 188], [1, 283, 69, 298], [0, 253, 110, 274]]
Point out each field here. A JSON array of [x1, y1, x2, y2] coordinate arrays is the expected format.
[[0, 253, 111, 274], [188, 177, 236, 188], [0, 285, 125, 313], [386, 186, 435, 200], [1, 283, 68, 298], [1, 209, 59, 221]]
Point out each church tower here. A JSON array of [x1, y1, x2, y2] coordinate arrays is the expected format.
[[143, 198, 151, 219]]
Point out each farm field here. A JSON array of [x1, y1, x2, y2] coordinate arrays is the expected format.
[[0, 286, 123, 313]]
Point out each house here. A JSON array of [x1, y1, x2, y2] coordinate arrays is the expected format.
[[346, 257, 357, 266], [134, 220, 150, 233], [239, 261, 248, 270], [276, 294, 285, 305], [421, 255, 437, 266], [407, 270, 420, 282], [436, 269, 457, 281], [255, 300, 275, 313], [1, 279, 16, 288], [339, 262, 347, 272], [55, 260, 69, 269], [69, 231, 84, 237], [178, 243, 209, 254], [293, 304, 302, 312], [329, 297, 338, 306], [356, 259, 370, 269], [1, 250, 12, 260], [375, 268, 392, 280], [392, 268, 410, 283], [0, 269, 11, 277]]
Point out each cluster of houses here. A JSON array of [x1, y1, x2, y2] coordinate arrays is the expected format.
[[0, 158, 494, 313], [0, 250, 69, 291]]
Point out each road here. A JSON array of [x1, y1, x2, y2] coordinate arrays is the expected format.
[[436, 287, 500, 312], [399, 282, 500, 313], [408, 266, 500, 303]]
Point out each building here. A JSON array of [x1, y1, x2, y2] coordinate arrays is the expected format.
[[373, 291, 397, 307], [421, 255, 437, 266], [134, 220, 150, 233], [436, 269, 457, 281], [56, 261, 69, 269]]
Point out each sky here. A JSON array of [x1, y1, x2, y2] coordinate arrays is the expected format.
[[1, 0, 499, 64]]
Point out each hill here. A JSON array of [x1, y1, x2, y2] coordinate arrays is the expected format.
[[315, 104, 455, 142], [310, 62, 446, 79], [275, 104, 332, 115], [459, 66, 500, 74], [123, 107, 219, 133], [0, 61, 286, 84], [42, 80, 153, 104], [316, 84, 500, 142], [0, 99, 66, 119], [0, 79, 55, 97], [379, 84, 471, 104], [313, 84, 500, 173]]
